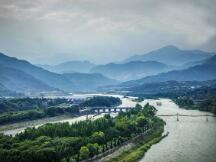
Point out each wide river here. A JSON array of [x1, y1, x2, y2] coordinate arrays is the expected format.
[[0, 94, 216, 162]]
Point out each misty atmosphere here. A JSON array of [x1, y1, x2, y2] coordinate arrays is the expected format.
[[0, 1, 216, 162]]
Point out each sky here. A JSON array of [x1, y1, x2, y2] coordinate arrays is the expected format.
[[0, 0, 216, 65]]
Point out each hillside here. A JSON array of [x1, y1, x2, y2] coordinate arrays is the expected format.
[[125, 45, 213, 66], [0, 65, 55, 95], [0, 83, 23, 97], [122, 55, 216, 87], [38, 60, 95, 73], [62, 73, 118, 91], [0, 53, 75, 92], [90, 61, 172, 81]]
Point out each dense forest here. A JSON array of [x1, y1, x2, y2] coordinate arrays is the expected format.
[[0, 96, 121, 124], [0, 103, 161, 162], [0, 98, 73, 113], [131, 84, 216, 115], [0, 106, 79, 124], [80, 96, 121, 107]]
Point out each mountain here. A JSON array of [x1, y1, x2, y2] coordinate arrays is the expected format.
[[90, 61, 173, 81], [62, 73, 118, 91], [38, 61, 95, 73], [124, 45, 213, 66], [0, 65, 55, 95], [0, 53, 117, 94], [125, 80, 216, 95], [0, 82, 23, 97], [0, 53, 75, 92], [122, 55, 216, 87]]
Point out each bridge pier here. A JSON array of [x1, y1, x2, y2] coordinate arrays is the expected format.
[[177, 113, 179, 121]]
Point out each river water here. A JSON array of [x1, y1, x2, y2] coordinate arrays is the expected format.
[[0, 95, 216, 162], [139, 99, 216, 162]]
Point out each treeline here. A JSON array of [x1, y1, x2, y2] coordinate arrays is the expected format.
[[174, 97, 216, 114], [173, 86, 216, 114], [0, 96, 122, 124], [0, 98, 72, 113], [131, 82, 216, 115], [0, 106, 79, 124], [174, 97, 195, 109], [80, 96, 122, 107], [0, 103, 159, 162], [199, 96, 216, 114]]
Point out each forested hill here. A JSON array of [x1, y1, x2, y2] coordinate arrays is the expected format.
[[0, 53, 75, 92], [122, 55, 216, 87], [0, 83, 23, 97], [0, 53, 118, 95]]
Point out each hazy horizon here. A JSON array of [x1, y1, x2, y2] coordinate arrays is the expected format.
[[0, 0, 216, 65]]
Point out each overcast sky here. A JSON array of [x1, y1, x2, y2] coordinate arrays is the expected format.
[[0, 0, 216, 64]]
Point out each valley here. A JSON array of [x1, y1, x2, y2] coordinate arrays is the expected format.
[[0, 45, 216, 162]]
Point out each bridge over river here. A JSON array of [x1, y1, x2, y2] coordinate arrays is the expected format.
[[82, 106, 216, 122], [157, 113, 216, 121], [81, 106, 133, 114]]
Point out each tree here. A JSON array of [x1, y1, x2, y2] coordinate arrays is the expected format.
[[90, 131, 105, 145], [136, 116, 148, 127], [80, 146, 89, 160], [87, 143, 99, 157]]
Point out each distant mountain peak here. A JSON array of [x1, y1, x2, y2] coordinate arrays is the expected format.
[[160, 45, 179, 50], [124, 46, 213, 66]]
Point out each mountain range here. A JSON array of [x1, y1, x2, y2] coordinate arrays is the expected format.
[[63, 73, 118, 91], [0, 45, 215, 96], [122, 55, 216, 87], [0, 53, 117, 95], [124, 45, 213, 66], [38, 60, 95, 73], [90, 61, 173, 81], [0, 83, 23, 97]]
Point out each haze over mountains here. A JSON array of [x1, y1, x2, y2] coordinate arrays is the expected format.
[[91, 61, 173, 81], [121, 55, 216, 88], [38, 61, 95, 74], [124, 45, 213, 65], [0, 53, 117, 95], [0, 45, 215, 96]]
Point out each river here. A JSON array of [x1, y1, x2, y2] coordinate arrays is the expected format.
[[139, 98, 216, 162], [0, 94, 216, 162]]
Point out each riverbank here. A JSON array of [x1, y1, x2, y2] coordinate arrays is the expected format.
[[100, 118, 167, 162], [0, 114, 100, 136]]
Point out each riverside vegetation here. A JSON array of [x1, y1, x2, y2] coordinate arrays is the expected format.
[[0, 103, 164, 162], [0, 96, 121, 124]]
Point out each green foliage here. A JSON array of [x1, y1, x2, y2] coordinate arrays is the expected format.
[[0, 103, 79, 124], [80, 96, 121, 107], [174, 98, 194, 109], [136, 116, 148, 127], [0, 103, 157, 162], [0, 110, 45, 124], [0, 97, 71, 113], [199, 96, 216, 114], [80, 146, 89, 159], [87, 143, 99, 157]]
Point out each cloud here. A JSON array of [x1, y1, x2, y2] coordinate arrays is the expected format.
[[0, 0, 215, 64]]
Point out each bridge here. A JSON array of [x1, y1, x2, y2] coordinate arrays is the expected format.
[[157, 113, 216, 121], [83, 106, 133, 113]]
